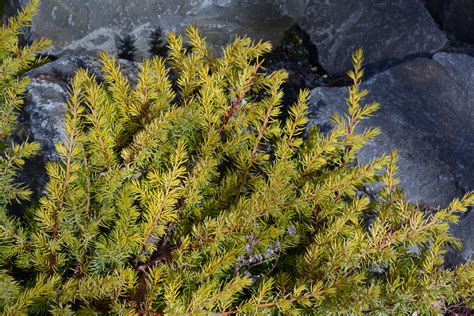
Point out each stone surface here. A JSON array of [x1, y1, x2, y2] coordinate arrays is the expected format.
[[14, 55, 139, 203], [7, 0, 297, 59], [309, 53, 474, 263], [4, 0, 451, 74], [297, 0, 447, 77]]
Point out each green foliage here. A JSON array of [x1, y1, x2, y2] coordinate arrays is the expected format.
[[116, 33, 137, 61], [0, 1, 51, 312], [0, 0, 50, 218], [1, 5, 473, 314], [148, 26, 168, 58]]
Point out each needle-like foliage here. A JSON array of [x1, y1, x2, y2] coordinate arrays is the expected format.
[[1, 4, 473, 315], [116, 33, 137, 61], [148, 26, 168, 58], [0, 0, 51, 313]]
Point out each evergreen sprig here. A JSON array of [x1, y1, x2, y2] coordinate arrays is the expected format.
[[0, 5, 473, 314], [116, 33, 137, 61], [148, 26, 168, 58]]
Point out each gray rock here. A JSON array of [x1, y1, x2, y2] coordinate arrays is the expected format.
[[7, 0, 449, 73], [10, 0, 295, 59], [309, 53, 474, 263], [15, 55, 139, 203], [297, 0, 447, 77]]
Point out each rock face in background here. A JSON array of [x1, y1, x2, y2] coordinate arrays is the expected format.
[[9, 0, 295, 59], [296, 0, 447, 77], [309, 52, 474, 264], [4, 0, 448, 76], [14, 55, 139, 204]]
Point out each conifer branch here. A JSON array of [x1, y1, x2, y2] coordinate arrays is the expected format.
[[218, 60, 262, 133]]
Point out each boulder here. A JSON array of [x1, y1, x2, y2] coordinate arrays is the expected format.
[[309, 53, 474, 263], [296, 0, 447, 77], [5, 0, 294, 59], [14, 55, 139, 204]]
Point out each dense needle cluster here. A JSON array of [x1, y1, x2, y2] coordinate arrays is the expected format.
[[0, 1, 473, 314], [148, 26, 168, 58], [116, 33, 137, 61]]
